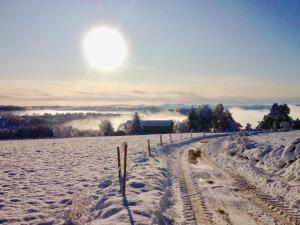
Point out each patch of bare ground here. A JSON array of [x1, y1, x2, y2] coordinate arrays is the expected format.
[[188, 148, 203, 164]]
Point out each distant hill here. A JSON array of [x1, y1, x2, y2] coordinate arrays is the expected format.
[[0, 105, 26, 111], [233, 105, 271, 110]]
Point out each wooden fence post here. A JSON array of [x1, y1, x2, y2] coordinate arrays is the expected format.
[[117, 146, 121, 180], [160, 134, 163, 147], [191, 132, 193, 138], [169, 134, 173, 143], [181, 133, 182, 140], [147, 139, 151, 156], [123, 142, 128, 197]]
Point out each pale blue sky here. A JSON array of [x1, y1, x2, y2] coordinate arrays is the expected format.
[[0, 0, 299, 105]]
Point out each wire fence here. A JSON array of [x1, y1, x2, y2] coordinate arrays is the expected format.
[[43, 132, 210, 224]]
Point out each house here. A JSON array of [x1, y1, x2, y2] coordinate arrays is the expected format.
[[142, 120, 174, 134]]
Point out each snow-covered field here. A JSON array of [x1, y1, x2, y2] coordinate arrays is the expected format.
[[0, 133, 198, 224], [207, 131, 300, 210], [1, 131, 299, 225]]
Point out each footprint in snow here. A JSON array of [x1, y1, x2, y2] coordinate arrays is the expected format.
[[101, 207, 123, 219], [132, 210, 151, 218], [60, 198, 72, 205], [99, 179, 112, 189], [129, 181, 145, 189]]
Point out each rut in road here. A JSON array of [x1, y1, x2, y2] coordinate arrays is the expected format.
[[167, 138, 299, 225], [194, 141, 299, 225], [176, 148, 214, 225]]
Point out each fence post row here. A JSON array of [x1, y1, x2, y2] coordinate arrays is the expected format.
[[117, 146, 121, 180], [147, 139, 151, 156], [123, 142, 128, 197]]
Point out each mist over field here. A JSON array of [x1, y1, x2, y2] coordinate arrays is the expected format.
[[229, 107, 269, 128], [64, 105, 300, 130], [230, 104, 300, 127], [64, 110, 186, 130]]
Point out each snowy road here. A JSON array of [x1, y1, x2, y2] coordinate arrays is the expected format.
[[168, 138, 299, 225]]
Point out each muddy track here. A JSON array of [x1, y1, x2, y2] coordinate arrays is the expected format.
[[202, 142, 300, 225], [178, 149, 214, 225]]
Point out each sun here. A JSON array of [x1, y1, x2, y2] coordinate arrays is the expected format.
[[82, 26, 128, 72]]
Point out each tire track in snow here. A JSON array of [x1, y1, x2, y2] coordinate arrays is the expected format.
[[232, 175, 299, 225], [202, 141, 300, 225], [177, 148, 214, 225]]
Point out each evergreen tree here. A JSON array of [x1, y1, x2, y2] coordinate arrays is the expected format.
[[293, 119, 300, 130], [212, 104, 241, 132], [245, 123, 252, 131], [212, 104, 225, 132], [223, 109, 241, 131], [130, 112, 144, 135], [187, 104, 240, 132], [257, 103, 292, 130], [188, 107, 199, 132], [197, 105, 213, 131]]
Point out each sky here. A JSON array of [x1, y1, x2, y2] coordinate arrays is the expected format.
[[0, 0, 299, 106]]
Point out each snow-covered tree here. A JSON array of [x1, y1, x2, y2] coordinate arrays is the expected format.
[[188, 107, 199, 132], [53, 125, 79, 138], [212, 104, 241, 132], [245, 123, 252, 131], [257, 103, 292, 130], [130, 112, 144, 135], [293, 119, 300, 130], [175, 119, 189, 133], [212, 104, 225, 132], [99, 120, 114, 136], [223, 109, 241, 131], [186, 104, 240, 132], [197, 105, 213, 132]]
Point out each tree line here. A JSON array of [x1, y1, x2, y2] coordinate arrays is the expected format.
[[0, 103, 299, 139], [184, 104, 241, 132], [99, 103, 300, 136], [99, 112, 144, 136]]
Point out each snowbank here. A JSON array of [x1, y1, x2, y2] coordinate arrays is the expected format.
[[0, 133, 199, 224], [207, 131, 300, 209]]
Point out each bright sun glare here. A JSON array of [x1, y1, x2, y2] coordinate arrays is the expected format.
[[82, 26, 127, 72]]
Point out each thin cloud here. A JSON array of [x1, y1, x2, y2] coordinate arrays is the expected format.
[[0, 78, 299, 106]]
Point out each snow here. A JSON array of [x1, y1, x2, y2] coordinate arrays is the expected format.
[[207, 131, 300, 210], [1, 131, 299, 224], [187, 145, 278, 225], [0, 133, 199, 224]]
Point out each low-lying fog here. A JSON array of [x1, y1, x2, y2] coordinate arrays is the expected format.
[[64, 105, 300, 130], [230, 104, 300, 128], [64, 110, 186, 130]]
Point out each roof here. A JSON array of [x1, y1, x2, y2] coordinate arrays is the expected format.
[[142, 120, 173, 127]]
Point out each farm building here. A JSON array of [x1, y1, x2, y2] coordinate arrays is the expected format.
[[125, 120, 175, 134], [142, 120, 174, 134]]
